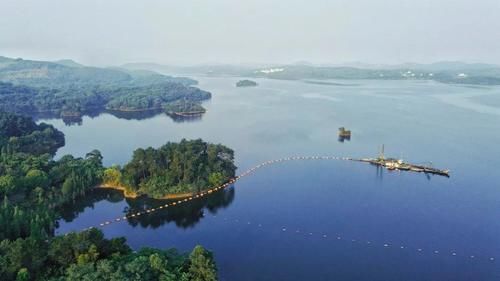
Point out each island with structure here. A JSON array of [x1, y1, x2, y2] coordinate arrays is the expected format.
[[236, 79, 258, 87]]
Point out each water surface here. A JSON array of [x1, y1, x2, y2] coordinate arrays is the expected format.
[[41, 77, 500, 281]]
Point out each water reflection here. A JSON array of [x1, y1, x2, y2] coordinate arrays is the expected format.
[[338, 135, 351, 142], [33, 108, 101, 126], [62, 115, 83, 126], [35, 109, 205, 126], [105, 109, 164, 121], [58, 186, 235, 229], [166, 113, 204, 123]]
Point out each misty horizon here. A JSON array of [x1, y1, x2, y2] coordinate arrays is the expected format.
[[1, 0, 499, 67]]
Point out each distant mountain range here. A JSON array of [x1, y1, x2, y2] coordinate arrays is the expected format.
[[121, 61, 500, 85]]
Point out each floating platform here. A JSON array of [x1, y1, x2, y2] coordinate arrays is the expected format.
[[355, 145, 450, 177], [357, 158, 450, 177], [338, 127, 351, 142]]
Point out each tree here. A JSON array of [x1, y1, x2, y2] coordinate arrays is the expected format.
[[208, 172, 225, 187], [0, 175, 15, 195], [103, 167, 122, 187], [24, 169, 49, 190], [15, 268, 29, 281], [188, 246, 217, 281]]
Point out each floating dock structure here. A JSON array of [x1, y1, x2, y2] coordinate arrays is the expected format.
[[338, 127, 351, 142], [357, 145, 450, 177]]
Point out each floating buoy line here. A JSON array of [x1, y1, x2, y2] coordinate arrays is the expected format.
[[215, 214, 496, 263], [70, 155, 495, 263]]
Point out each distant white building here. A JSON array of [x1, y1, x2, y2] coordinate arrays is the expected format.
[[255, 68, 285, 74]]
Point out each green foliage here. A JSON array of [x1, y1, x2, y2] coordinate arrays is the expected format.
[[105, 83, 210, 112], [188, 245, 218, 281], [0, 112, 104, 240], [116, 139, 236, 198], [0, 57, 211, 118], [103, 166, 122, 187], [0, 111, 64, 155], [0, 112, 220, 280], [208, 172, 225, 187], [0, 228, 132, 280], [164, 100, 206, 114], [16, 268, 30, 281]]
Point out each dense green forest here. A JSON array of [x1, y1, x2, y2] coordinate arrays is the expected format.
[[0, 56, 210, 118], [0, 228, 217, 281], [0, 111, 219, 280], [103, 139, 236, 198], [0, 111, 65, 155]]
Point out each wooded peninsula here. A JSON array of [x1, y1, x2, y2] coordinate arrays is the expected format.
[[0, 111, 225, 280], [0, 56, 211, 120]]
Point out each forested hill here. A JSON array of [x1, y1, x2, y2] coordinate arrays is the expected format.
[[0, 111, 64, 155], [103, 139, 237, 198], [0, 56, 197, 88], [0, 111, 219, 280], [0, 56, 211, 118]]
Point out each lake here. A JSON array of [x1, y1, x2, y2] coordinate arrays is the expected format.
[[40, 77, 500, 281]]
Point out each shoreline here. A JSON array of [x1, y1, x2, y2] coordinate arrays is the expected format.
[[95, 184, 195, 200], [105, 107, 163, 113], [167, 110, 206, 117]]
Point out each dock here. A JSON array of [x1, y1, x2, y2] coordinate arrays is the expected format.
[[356, 145, 450, 177]]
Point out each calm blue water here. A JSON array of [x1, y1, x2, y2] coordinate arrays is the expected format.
[[41, 77, 500, 281]]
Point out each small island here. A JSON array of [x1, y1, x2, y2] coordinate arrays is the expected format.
[[101, 139, 237, 199], [236, 79, 258, 87]]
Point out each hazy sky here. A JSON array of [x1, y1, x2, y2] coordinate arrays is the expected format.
[[1, 0, 499, 66]]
